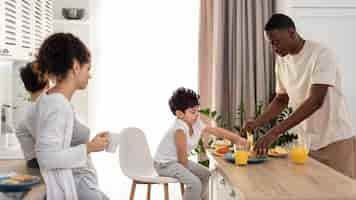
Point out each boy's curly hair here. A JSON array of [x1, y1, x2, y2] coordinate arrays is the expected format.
[[169, 87, 200, 115]]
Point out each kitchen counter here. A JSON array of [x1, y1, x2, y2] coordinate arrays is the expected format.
[[208, 152, 356, 200], [0, 160, 45, 200]]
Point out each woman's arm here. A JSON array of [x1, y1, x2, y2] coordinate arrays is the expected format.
[[175, 129, 188, 167], [36, 103, 88, 170]]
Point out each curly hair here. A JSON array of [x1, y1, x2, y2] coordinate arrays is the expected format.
[[37, 33, 90, 80], [19, 62, 48, 93], [169, 87, 200, 115]]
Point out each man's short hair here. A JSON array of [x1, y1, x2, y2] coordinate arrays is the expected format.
[[265, 13, 296, 31]]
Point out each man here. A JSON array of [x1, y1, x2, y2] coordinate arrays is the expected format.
[[245, 13, 355, 179]]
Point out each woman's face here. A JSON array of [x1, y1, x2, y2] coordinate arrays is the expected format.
[[75, 61, 91, 90]]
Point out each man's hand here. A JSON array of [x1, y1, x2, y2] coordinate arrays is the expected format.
[[244, 120, 259, 134], [254, 129, 280, 155], [253, 84, 329, 156]]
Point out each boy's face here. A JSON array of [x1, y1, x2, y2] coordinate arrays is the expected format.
[[177, 105, 200, 125]]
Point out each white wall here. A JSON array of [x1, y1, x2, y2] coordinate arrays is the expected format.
[[90, 1, 199, 199], [0, 61, 13, 127], [0, 61, 13, 107], [52, 0, 92, 125], [274, 0, 356, 127], [274, 0, 291, 13]]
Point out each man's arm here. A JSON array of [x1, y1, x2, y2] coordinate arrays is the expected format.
[[246, 93, 289, 132], [254, 84, 330, 154], [269, 84, 329, 137]]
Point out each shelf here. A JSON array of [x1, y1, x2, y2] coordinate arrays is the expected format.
[[53, 0, 91, 21], [54, 19, 90, 26]]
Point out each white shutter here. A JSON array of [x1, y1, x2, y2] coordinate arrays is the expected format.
[[42, 0, 53, 40], [33, 0, 42, 52], [18, 0, 32, 59], [0, 0, 18, 58], [0, 0, 53, 61]]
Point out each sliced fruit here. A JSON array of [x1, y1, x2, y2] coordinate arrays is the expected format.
[[215, 146, 229, 154]]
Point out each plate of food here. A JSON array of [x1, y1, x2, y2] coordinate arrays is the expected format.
[[0, 175, 40, 192], [213, 139, 231, 149], [213, 145, 230, 157], [224, 152, 268, 164], [268, 146, 288, 158]]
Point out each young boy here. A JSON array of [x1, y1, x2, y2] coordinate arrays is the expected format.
[[154, 87, 248, 200], [16, 62, 49, 168]]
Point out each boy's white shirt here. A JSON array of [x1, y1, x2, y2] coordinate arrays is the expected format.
[[154, 118, 206, 163]]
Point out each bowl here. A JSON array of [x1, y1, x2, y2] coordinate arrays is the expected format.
[[62, 8, 85, 20]]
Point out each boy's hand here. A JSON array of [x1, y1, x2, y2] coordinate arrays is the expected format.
[[233, 136, 250, 148]]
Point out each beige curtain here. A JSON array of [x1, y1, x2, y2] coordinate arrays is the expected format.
[[198, 0, 214, 109], [199, 0, 274, 129]]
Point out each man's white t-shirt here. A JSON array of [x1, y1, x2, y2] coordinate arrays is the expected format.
[[154, 118, 206, 162], [275, 40, 354, 150]]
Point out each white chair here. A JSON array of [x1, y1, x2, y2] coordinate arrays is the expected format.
[[118, 127, 184, 200]]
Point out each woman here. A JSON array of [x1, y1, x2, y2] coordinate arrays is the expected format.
[[34, 33, 109, 200], [16, 62, 49, 169]]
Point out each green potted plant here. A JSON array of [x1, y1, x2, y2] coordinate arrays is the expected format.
[[193, 102, 298, 167]]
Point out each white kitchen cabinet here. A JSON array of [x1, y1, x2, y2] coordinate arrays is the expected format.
[[210, 170, 241, 200], [0, 0, 53, 61], [210, 169, 219, 200]]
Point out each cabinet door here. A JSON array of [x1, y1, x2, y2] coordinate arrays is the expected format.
[[211, 170, 242, 200], [216, 172, 231, 200], [226, 184, 241, 200], [209, 170, 219, 200]]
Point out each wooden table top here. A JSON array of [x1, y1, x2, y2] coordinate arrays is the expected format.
[[209, 152, 356, 200]]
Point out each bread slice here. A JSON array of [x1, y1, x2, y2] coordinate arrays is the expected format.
[[11, 175, 35, 182]]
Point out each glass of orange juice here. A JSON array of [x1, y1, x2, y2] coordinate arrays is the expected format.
[[234, 144, 249, 166], [290, 134, 310, 165]]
